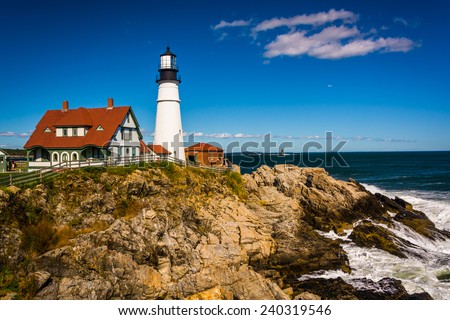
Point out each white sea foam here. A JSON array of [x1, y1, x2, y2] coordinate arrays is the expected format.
[[304, 184, 450, 299], [362, 183, 450, 230]]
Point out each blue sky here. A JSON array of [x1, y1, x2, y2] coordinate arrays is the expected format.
[[1, 0, 449, 152]]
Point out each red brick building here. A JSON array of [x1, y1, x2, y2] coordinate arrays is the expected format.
[[185, 143, 224, 166]]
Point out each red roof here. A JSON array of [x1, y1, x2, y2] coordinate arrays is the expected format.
[[53, 108, 93, 126], [147, 144, 171, 155], [185, 142, 223, 152], [140, 140, 151, 154], [24, 106, 131, 149]]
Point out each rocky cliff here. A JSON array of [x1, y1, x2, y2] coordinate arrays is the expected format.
[[0, 163, 446, 299]]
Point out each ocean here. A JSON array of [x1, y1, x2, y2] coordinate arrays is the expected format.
[[226, 151, 450, 299]]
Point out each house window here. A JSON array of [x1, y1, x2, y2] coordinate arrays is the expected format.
[[123, 128, 131, 141], [73, 128, 78, 136], [72, 153, 77, 161], [126, 147, 130, 155], [53, 153, 58, 162], [127, 114, 130, 123], [96, 125, 104, 131], [63, 128, 68, 136], [44, 127, 51, 133], [62, 153, 68, 162]]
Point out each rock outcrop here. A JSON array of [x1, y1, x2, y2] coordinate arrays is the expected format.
[[290, 277, 433, 300], [1, 164, 445, 300]]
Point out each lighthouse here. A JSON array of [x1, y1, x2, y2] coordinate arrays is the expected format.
[[153, 47, 185, 161]]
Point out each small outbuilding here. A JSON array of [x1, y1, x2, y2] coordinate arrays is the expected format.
[[147, 144, 172, 160], [185, 142, 224, 167]]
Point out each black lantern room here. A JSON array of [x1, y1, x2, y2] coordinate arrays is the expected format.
[[157, 47, 180, 83]]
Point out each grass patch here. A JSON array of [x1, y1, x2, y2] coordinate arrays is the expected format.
[[21, 219, 58, 255], [53, 226, 77, 248], [68, 217, 83, 228], [79, 220, 110, 234], [223, 171, 247, 200], [0, 268, 19, 298], [18, 275, 39, 299], [114, 197, 144, 219], [106, 165, 136, 176], [0, 192, 45, 226], [187, 166, 218, 180]]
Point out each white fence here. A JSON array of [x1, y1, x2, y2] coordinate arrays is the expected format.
[[0, 155, 230, 186]]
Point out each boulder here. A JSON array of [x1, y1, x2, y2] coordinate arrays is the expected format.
[[0, 226, 23, 266], [291, 277, 433, 300]]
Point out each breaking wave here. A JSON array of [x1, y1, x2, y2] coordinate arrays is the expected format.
[[303, 184, 450, 299]]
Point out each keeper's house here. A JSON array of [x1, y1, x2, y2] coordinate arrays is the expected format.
[[24, 98, 143, 170]]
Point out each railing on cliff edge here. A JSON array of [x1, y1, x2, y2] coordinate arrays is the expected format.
[[0, 155, 231, 187]]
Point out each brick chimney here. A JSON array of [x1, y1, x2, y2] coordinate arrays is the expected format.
[[62, 100, 69, 112], [107, 98, 114, 109]]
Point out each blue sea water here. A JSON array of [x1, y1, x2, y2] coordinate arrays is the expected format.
[[227, 151, 450, 299], [227, 151, 450, 194]]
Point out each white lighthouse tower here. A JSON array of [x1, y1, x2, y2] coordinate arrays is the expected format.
[[153, 47, 185, 161]]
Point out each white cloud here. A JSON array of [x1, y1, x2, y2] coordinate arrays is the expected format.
[[213, 9, 418, 61], [140, 128, 155, 137], [377, 37, 417, 52], [206, 132, 233, 139], [312, 25, 360, 41], [263, 26, 417, 59], [253, 9, 358, 32], [186, 132, 414, 142], [0, 131, 29, 138], [217, 32, 228, 41], [393, 17, 409, 26], [212, 19, 251, 30]]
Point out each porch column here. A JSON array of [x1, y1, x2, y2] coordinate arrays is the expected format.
[[101, 149, 107, 161], [1, 155, 6, 173]]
